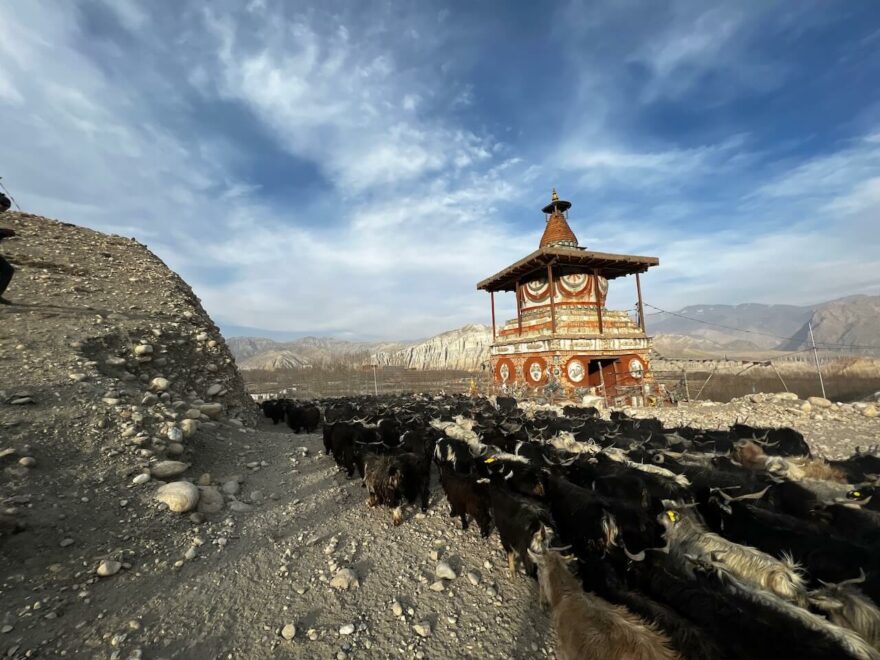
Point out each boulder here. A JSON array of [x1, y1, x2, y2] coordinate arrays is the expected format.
[[150, 460, 189, 479], [808, 396, 833, 409], [155, 481, 199, 513], [150, 377, 171, 392], [199, 403, 224, 418], [180, 419, 199, 438]]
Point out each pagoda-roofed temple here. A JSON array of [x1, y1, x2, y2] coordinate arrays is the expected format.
[[477, 190, 660, 404]]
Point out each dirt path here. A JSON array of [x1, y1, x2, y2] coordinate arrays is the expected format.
[[2, 419, 554, 659]]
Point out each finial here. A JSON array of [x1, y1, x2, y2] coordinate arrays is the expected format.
[[551, 188, 559, 203]]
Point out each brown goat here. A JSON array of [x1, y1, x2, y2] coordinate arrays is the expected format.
[[733, 440, 846, 483], [529, 547, 679, 660]]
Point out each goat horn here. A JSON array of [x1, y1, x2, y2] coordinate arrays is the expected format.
[[717, 485, 771, 502], [549, 544, 572, 553], [623, 545, 645, 562], [839, 568, 867, 586]]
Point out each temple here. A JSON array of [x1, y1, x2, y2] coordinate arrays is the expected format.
[[477, 190, 660, 404]]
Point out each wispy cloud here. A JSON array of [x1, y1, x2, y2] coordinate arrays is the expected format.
[[1, 0, 878, 340]]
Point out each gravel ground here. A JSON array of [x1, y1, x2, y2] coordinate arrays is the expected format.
[[1, 418, 555, 659]]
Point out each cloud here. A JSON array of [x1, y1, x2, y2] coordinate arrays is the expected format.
[[0, 0, 878, 343]]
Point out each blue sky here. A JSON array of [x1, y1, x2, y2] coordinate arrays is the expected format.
[[1, 1, 879, 340]]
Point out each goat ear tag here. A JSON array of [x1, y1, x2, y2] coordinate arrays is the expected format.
[[484, 457, 496, 464], [851, 491, 862, 498], [665, 511, 678, 522]]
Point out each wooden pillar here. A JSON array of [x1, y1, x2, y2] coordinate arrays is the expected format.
[[636, 272, 646, 333], [490, 291, 496, 341], [547, 263, 557, 335], [516, 282, 523, 336], [594, 269, 604, 334]]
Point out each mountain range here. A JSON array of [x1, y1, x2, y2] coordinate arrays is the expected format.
[[227, 295, 880, 370]]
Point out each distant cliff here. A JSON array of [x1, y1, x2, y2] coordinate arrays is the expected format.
[[373, 324, 491, 371]]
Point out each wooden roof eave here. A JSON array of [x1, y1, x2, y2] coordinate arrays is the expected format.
[[476, 247, 659, 292]]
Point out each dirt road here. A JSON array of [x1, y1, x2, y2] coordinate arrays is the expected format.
[[2, 419, 554, 659]]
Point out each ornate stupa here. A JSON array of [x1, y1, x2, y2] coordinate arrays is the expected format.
[[476, 190, 659, 403]]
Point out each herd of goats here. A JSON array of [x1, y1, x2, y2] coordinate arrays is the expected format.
[[260, 394, 880, 660]]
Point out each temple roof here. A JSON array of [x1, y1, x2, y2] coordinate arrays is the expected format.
[[540, 212, 578, 248], [476, 245, 659, 292]]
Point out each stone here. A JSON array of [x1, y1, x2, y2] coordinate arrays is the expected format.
[[0, 625, 12, 634], [429, 580, 445, 592], [96, 560, 122, 577], [863, 405, 878, 419], [197, 487, 224, 514], [155, 481, 199, 513], [18, 456, 36, 468], [132, 473, 150, 485], [60, 538, 74, 548], [180, 419, 199, 438], [166, 442, 185, 456], [229, 501, 253, 512], [414, 622, 432, 638], [773, 392, 799, 401], [150, 460, 189, 479], [150, 377, 171, 392], [184, 408, 202, 420], [167, 426, 184, 442], [199, 403, 224, 418], [467, 571, 481, 586], [392, 600, 403, 617], [141, 393, 159, 406], [206, 384, 223, 397], [133, 344, 153, 356], [330, 568, 359, 590], [9, 397, 34, 405], [221, 480, 240, 496], [339, 624, 355, 636], [801, 402, 813, 414], [106, 356, 127, 366], [281, 624, 296, 641], [435, 561, 456, 580], [808, 396, 833, 409]]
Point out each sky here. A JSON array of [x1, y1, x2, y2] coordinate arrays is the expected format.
[[1, 1, 879, 341]]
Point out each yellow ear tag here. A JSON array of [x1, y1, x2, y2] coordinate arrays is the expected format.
[[666, 510, 678, 522], [484, 457, 496, 464], [852, 491, 862, 498]]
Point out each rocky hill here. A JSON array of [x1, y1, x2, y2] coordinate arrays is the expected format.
[[780, 295, 880, 351], [373, 324, 492, 371], [228, 336, 413, 370], [647, 302, 813, 350]]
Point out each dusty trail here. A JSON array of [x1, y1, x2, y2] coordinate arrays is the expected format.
[[3, 419, 554, 659]]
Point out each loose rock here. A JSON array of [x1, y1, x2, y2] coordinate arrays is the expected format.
[[96, 560, 122, 577], [435, 561, 456, 580], [155, 481, 199, 513]]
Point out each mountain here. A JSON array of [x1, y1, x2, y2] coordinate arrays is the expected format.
[[648, 303, 812, 350], [374, 324, 492, 370], [227, 295, 880, 370], [227, 336, 413, 370], [779, 295, 880, 351], [239, 350, 310, 370]]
